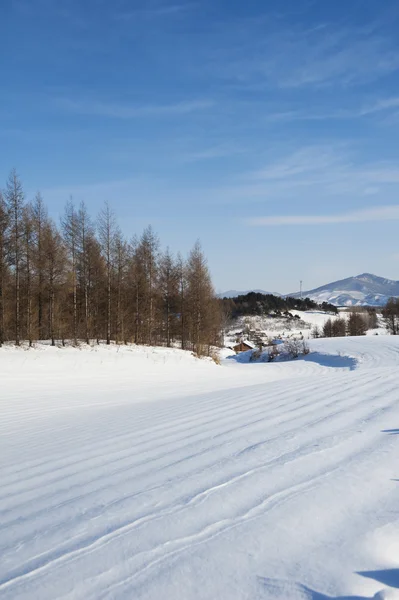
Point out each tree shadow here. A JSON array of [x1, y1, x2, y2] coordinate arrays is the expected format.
[[259, 577, 366, 599], [302, 352, 357, 371], [259, 570, 399, 599], [381, 429, 399, 435], [358, 569, 399, 588], [227, 351, 357, 370]]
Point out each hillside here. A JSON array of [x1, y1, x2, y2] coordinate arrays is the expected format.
[[218, 289, 281, 299], [1, 339, 399, 599], [220, 274, 399, 307], [290, 273, 399, 307], [220, 291, 337, 319]]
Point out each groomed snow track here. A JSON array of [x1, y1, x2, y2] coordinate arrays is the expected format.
[[1, 337, 399, 599]]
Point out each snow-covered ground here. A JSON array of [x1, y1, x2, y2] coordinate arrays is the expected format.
[[224, 310, 346, 346], [224, 310, 385, 348], [1, 339, 399, 599]]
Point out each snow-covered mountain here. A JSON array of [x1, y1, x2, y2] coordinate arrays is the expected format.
[[290, 273, 399, 307], [218, 289, 281, 299], [220, 274, 399, 306]]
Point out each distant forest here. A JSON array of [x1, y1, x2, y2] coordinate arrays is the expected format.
[[0, 169, 221, 352], [220, 292, 338, 318]]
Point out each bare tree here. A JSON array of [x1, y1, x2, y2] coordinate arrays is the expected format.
[[347, 312, 368, 336], [5, 169, 24, 345], [186, 240, 215, 355], [285, 337, 309, 359], [331, 317, 346, 337], [114, 229, 129, 343], [176, 252, 186, 350], [61, 198, 79, 344], [43, 222, 66, 346], [128, 236, 144, 344], [311, 325, 321, 338], [98, 202, 117, 345], [158, 248, 179, 347], [1, 172, 222, 350], [366, 308, 378, 330], [23, 205, 34, 346], [85, 234, 105, 344], [382, 298, 399, 335], [0, 192, 9, 346], [136, 226, 159, 345], [76, 202, 94, 344], [323, 318, 333, 338], [31, 193, 48, 339]]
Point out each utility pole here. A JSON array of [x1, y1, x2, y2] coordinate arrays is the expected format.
[[300, 280, 303, 300]]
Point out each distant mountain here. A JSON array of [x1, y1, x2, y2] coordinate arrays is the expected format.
[[290, 273, 399, 307], [220, 274, 399, 306], [218, 289, 281, 299]]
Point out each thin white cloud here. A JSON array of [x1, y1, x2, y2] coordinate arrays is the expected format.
[[203, 14, 399, 91], [57, 98, 214, 119], [240, 145, 399, 198], [184, 143, 246, 162], [115, 3, 195, 21], [260, 96, 399, 123], [246, 206, 399, 226], [192, 142, 399, 207], [253, 146, 344, 181], [277, 28, 399, 89], [358, 96, 399, 116]]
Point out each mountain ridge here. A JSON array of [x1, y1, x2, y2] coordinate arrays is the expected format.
[[291, 273, 399, 306], [219, 273, 399, 306]]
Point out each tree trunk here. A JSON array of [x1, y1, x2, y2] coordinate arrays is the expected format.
[[49, 284, 55, 346], [0, 263, 4, 347], [26, 240, 32, 347]]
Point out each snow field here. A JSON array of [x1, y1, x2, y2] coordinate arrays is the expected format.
[[1, 338, 399, 599]]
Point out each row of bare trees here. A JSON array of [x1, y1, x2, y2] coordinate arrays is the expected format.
[[0, 170, 221, 352], [313, 309, 378, 338]]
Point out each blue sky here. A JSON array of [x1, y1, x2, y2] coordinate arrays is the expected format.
[[2, 0, 399, 294]]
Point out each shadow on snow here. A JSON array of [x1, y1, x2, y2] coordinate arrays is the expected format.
[[359, 569, 399, 588], [302, 352, 357, 371], [228, 351, 357, 371], [259, 569, 399, 598]]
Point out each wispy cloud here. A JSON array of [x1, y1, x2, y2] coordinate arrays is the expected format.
[[278, 33, 399, 88], [359, 96, 399, 116], [115, 3, 195, 21], [252, 146, 344, 180], [260, 95, 399, 123], [184, 143, 246, 162], [201, 13, 399, 90], [57, 98, 214, 119], [246, 206, 399, 226], [250, 145, 399, 191], [209, 144, 399, 206]]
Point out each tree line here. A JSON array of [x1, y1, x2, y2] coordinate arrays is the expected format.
[[220, 291, 338, 319], [0, 169, 221, 352], [382, 297, 399, 335], [313, 308, 378, 338], [318, 300, 399, 338]]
